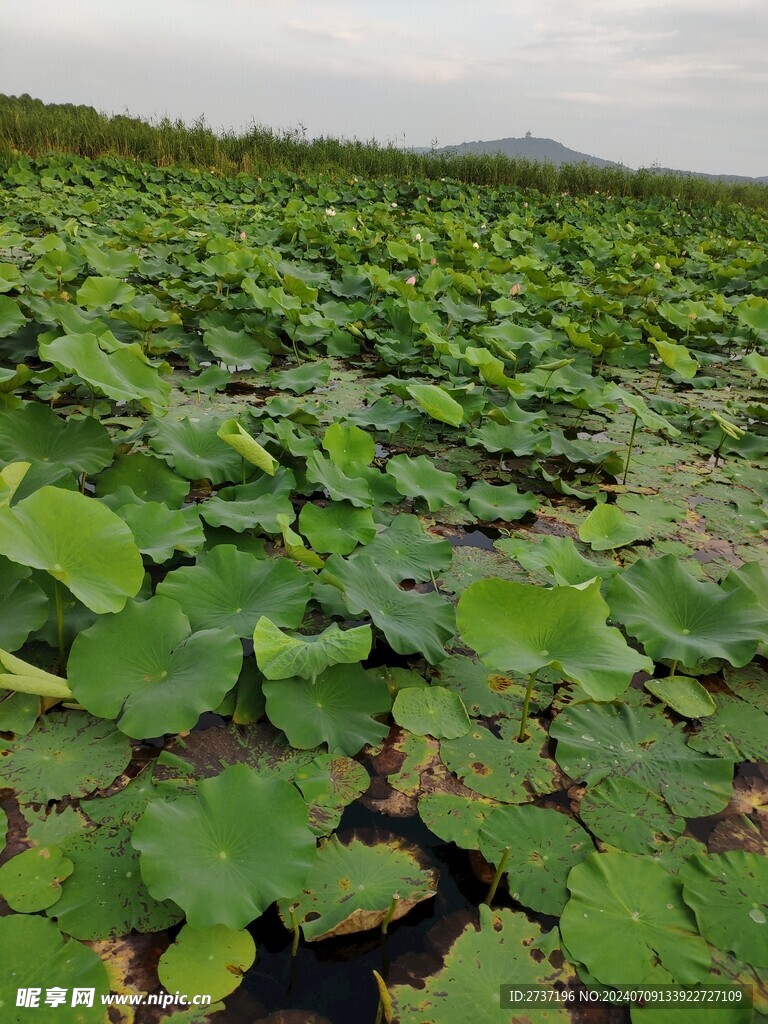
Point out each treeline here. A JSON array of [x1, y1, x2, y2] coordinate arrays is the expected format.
[[1, 94, 766, 208]]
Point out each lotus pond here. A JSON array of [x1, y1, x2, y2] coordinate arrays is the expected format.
[[0, 155, 767, 1024]]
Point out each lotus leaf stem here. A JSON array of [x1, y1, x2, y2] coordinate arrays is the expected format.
[[53, 579, 66, 670], [485, 846, 511, 907], [381, 892, 400, 935], [621, 413, 639, 486], [288, 904, 300, 957], [518, 672, 537, 742], [373, 970, 393, 1024]]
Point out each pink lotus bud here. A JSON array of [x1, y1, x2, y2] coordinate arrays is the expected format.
[[239, 231, 247, 241], [509, 283, 522, 296], [430, 258, 437, 265], [406, 275, 417, 286]]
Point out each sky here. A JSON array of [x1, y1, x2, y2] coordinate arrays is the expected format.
[[2, 0, 767, 177]]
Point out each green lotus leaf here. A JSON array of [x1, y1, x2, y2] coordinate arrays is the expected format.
[[263, 663, 390, 754], [0, 295, 25, 337], [579, 777, 685, 853], [0, 262, 22, 293], [407, 383, 464, 426], [496, 534, 618, 586], [560, 852, 711, 985], [464, 480, 538, 522], [645, 675, 717, 718], [149, 415, 245, 484], [722, 560, 768, 617], [202, 325, 271, 370], [391, 904, 574, 1024], [386, 454, 461, 510], [118, 501, 205, 563], [81, 764, 157, 828], [323, 554, 455, 664], [578, 504, 649, 550], [321, 421, 375, 474], [275, 512, 325, 568], [158, 924, 256, 1004], [305, 451, 373, 507], [457, 578, 652, 700], [254, 617, 371, 682], [686, 693, 768, 761], [278, 834, 438, 941], [0, 845, 74, 912], [294, 752, 371, 835], [417, 792, 499, 851], [50, 823, 183, 940], [0, 486, 144, 613], [605, 384, 681, 435], [0, 558, 48, 652], [298, 501, 377, 554], [649, 337, 698, 379], [158, 545, 310, 634], [392, 686, 470, 739], [68, 595, 243, 738], [95, 452, 190, 507], [76, 275, 136, 309], [551, 701, 733, 817], [2, 711, 131, 803], [0, 915, 110, 1023], [200, 482, 295, 533], [467, 419, 544, 456], [607, 555, 768, 668], [39, 332, 171, 411], [431, 654, 554, 718], [441, 719, 560, 802], [24, 805, 86, 848], [113, 294, 181, 331], [216, 419, 278, 475], [680, 852, 768, 968], [0, 405, 114, 475], [723, 662, 768, 713], [479, 805, 592, 914], [735, 296, 768, 334], [133, 764, 316, 929], [349, 513, 452, 581], [269, 360, 331, 394], [0, 461, 31, 507]]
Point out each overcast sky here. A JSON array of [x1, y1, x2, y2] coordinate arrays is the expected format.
[[2, 0, 767, 177]]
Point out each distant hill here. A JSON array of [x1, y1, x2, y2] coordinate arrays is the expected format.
[[418, 136, 767, 184]]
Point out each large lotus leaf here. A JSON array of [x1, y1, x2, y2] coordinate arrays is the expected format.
[[467, 419, 545, 456], [560, 852, 711, 985], [279, 834, 438, 941], [644, 674, 717, 719], [578, 504, 649, 550], [294, 752, 370, 836], [496, 534, 619, 587], [0, 461, 32, 506], [0, 405, 113, 475], [50, 823, 183, 940], [0, 295, 25, 337], [68, 595, 243, 738], [680, 852, 768, 968], [579, 776, 685, 853], [158, 545, 310, 635], [270, 359, 331, 394], [457, 578, 652, 700], [431, 655, 554, 718], [254, 617, 371, 682], [607, 555, 768, 668], [479, 805, 592, 914], [464, 480, 538, 522], [149, 416, 244, 484], [0, 915, 110, 1024], [417, 792, 499, 851], [0, 647, 72, 700], [2, 711, 131, 803], [200, 489, 295, 534], [216, 419, 278, 475], [0, 845, 74, 912], [323, 554, 455, 664], [0, 487, 144, 613], [202, 325, 271, 370], [263, 663, 390, 754], [441, 719, 560, 803], [275, 512, 325, 569], [95, 452, 189, 507], [650, 337, 699, 379], [158, 923, 256, 1003], [0, 557, 48, 651], [81, 764, 157, 829], [321, 421, 375, 474], [39, 333, 171, 411], [686, 693, 768, 762], [132, 764, 316, 929], [118, 501, 205, 563], [392, 686, 470, 739], [724, 662, 768, 713], [386, 454, 461, 510], [391, 904, 574, 1024], [407, 383, 464, 426], [304, 451, 373, 507], [349, 513, 452, 582], [551, 701, 733, 817], [298, 501, 376, 555], [76, 275, 136, 309]]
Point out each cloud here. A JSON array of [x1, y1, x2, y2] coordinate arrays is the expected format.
[[557, 91, 615, 106], [286, 19, 362, 45]]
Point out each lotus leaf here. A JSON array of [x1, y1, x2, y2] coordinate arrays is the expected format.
[[279, 834, 438, 941], [607, 555, 768, 668], [407, 383, 464, 426], [95, 452, 189, 507], [263, 663, 390, 754], [254, 617, 371, 682], [133, 764, 316, 929], [216, 419, 278, 475], [431, 655, 554, 718], [298, 500, 377, 554], [305, 451, 373, 507], [321, 420, 375, 473], [68, 595, 243, 738], [271, 359, 331, 394], [578, 504, 649, 550], [158, 545, 310, 634], [680, 852, 768, 968], [457, 578, 652, 700], [724, 662, 768, 713], [551, 701, 733, 817], [560, 852, 711, 984], [2, 711, 131, 803], [0, 845, 74, 912], [158, 924, 256, 1003], [118, 501, 205, 563], [349, 513, 452, 581], [149, 415, 244, 484], [579, 777, 684, 853], [0, 405, 114, 475], [0, 914, 110, 1023], [686, 694, 768, 761], [464, 480, 538, 522], [495, 534, 618, 586], [0, 295, 25, 337], [203, 325, 271, 369], [0, 559, 48, 651], [392, 686, 470, 739], [81, 764, 157, 828], [417, 792, 498, 850], [479, 805, 592, 914], [76, 275, 136, 309], [645, 675, 717, 718], [0, 486, 144, 613]]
